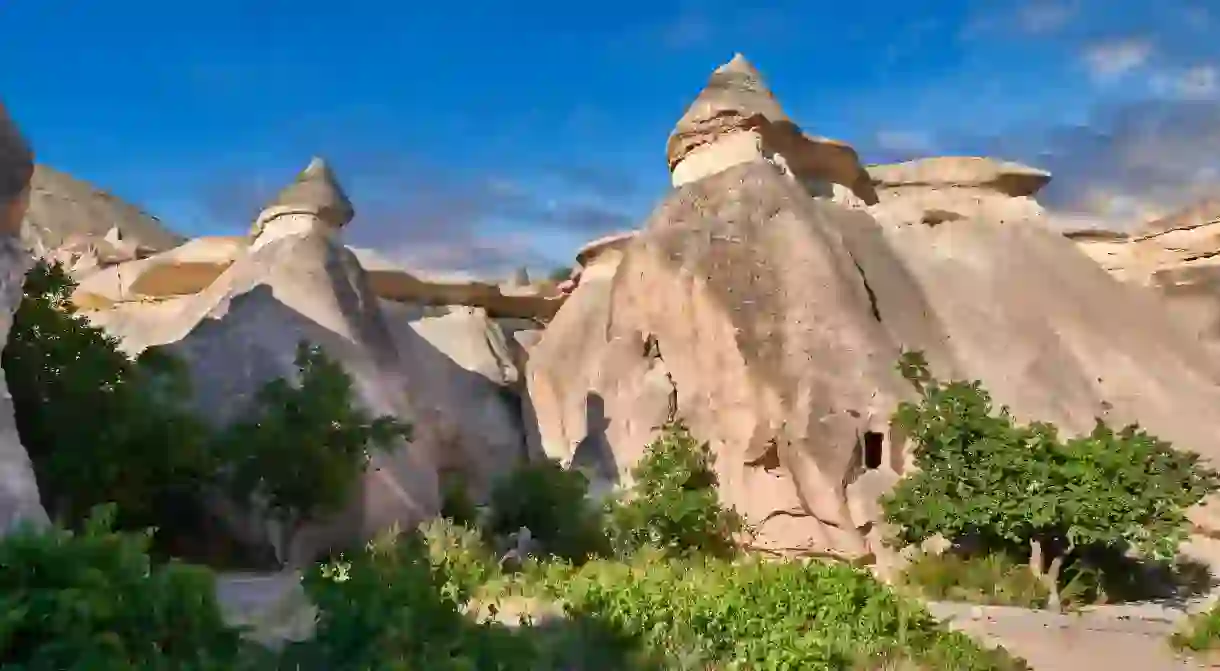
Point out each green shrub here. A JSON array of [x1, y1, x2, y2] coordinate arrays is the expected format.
[[604, 419, 743, 558], [4, 260, 214, 536], [1171, 601, 1220, 658], [0, 504, 256, 670], [536, 550, 1027, 670], [419, 517, 499, 604], [213, 341, 410, 562], [485, 458, 608, 563], [883, 351, 1220, 609], [438, 472, 480, 528], [901, 552, 1050, 608], [283, 527, 541, 670]]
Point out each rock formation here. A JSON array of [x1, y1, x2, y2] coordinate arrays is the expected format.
[[23, 165, 182, 254], [1066, 198, 1220, 345], [526, 54, 1220, 561], [0, 104, 49, 534], [666, 53, 878, 208], [72, 158, 548, 563]]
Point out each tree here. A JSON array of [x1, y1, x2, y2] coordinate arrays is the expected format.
[[605, 419, 743, 558], [3, 260, 213, 533], [546, 265, 574, 283], [882, 351, 1220, 608], [214, 341, 409, 564]]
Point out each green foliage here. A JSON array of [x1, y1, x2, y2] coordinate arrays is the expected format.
[[439, 472, 480, 528], [0, 505, 255, 670], [604, 419, 743, 558], [1171, 601, 1220, 657], [882, 351, 1220, 603], [418, 517, 499, 604], [534, 550, 1027, 670], [283, 527, 542, 671], [3, 260, 213, 531], [485, 458, 609, 563], [901, 552, 1050, 608], [214, 341, 410, 535]]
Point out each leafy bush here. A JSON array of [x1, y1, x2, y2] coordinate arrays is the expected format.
[[485, 458, 609, 563], [419, 517, 499, 604], [438, 471, 480, 528], [604, 419, 743, 558], [0, 504, 256, 670], [883, 351, 1220, 608], [4, 260, 214, 535], [213, 341, 410, 561], [535, 550, 1027, 670], [283, 527, 542, 671], [901, 552, 1051, 608], [1171, 601, 1220, 658]]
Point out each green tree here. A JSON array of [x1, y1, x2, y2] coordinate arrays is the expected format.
[[486, 458, 609, 563], [882, 351, 1220, 608], [0, 504, 258, 670], [3, 260, 213, 533], [214, 341, 409, 563], [605, 420, 743, 558]]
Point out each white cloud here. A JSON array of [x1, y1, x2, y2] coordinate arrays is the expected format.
[[1152, 64, 1219, 99], [1082, 38, 1154, 82]]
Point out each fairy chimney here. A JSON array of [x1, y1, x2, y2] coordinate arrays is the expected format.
[[666, 54, 878, 206], [249, 157, 355, 245]]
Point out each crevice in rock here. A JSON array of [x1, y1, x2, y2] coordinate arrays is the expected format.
[[644, 333, 679, 423], [746, 438, 782, 472], [851, 258, 882, 323]]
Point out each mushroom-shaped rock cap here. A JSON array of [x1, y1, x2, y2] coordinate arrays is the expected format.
[[667, 54, 790, 170], [867, 157, 1052, 198], [575, 230, 638, 268], [250, 157, 355, 236]]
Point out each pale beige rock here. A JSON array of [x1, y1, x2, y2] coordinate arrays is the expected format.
[[867, 156, 1052, 197], [72, 236, 248, 307], [24, 165, 181, 253], [379, 303, 526, 502], [248, 157, 353, 239], [867, 158, 1051, 230], [531, 156, 1220, 558], [351, 247, 564, 321], [87, 163, 439, 566], [666, 54, 878, 205]]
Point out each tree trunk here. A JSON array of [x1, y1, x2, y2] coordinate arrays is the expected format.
[[1029, 538, 1064, 611]]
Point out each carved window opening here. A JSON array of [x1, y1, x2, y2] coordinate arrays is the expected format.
[[862, 431, 884, 470]]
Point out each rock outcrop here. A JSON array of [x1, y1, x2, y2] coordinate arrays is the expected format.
[[24, 165, 182, 254], [1066, 198, 1220, 344], [527, 54, 1220, 561], [76, 159, 545, 563], [666, 54, 878, 207], [866, 156, 1051, 228]]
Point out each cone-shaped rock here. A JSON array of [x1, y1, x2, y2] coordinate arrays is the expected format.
[[250, 157, 355, 237], [666, 54, 877, 204]]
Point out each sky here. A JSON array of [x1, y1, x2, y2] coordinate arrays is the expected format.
[[1, 0, 1217, 277]]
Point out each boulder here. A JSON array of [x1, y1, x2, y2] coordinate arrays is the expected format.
[[666, 53, 878, 206]]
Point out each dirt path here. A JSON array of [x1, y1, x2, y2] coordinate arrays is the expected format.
[[928, 602, 1216, 670]]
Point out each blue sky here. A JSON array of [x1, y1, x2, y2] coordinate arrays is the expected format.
[[1, 0, 1217, 275]]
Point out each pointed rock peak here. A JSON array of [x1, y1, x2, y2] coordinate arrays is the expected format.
[[667, 55, 792, 170], [258, 156, 355, 231]]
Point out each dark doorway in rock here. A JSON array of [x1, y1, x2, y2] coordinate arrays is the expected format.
[[862, 432, 884, 470]]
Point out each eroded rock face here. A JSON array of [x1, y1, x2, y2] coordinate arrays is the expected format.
[[530, 70, 1220, 559], [248, 157, 354, 240], [1065, 199, 1220, 345], [866, 157, 1051, 229], [666, 54, 878, 207]]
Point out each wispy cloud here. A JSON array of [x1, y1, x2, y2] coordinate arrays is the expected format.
[[1151, 64, 1219, 100], [1017, 1, 1077, 34], [1082, 38, 1154, 82]]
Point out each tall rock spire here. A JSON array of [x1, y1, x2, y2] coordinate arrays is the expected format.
[[250, 157, 355, 238], [666, 54, 878, 205]]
